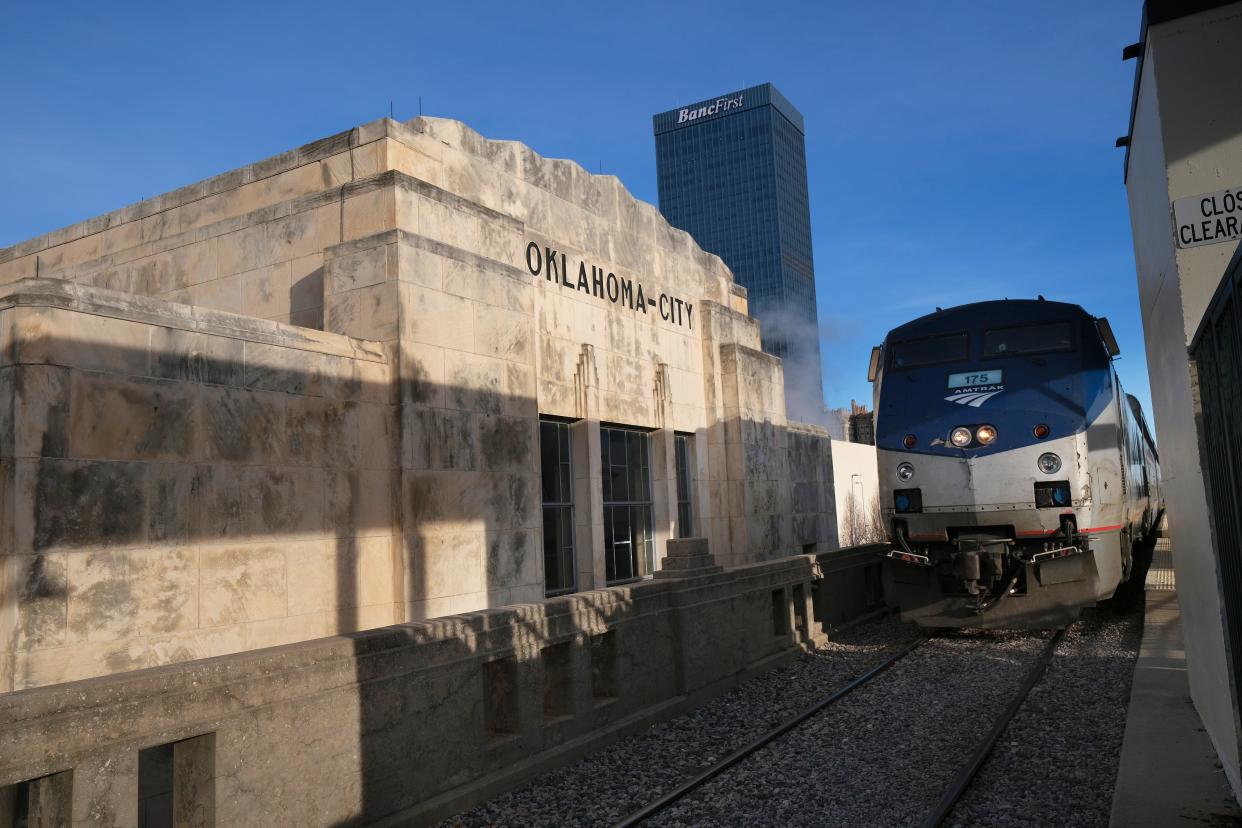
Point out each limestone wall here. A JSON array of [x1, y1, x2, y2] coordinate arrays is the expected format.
[[0, 279, 397, 691], [0, 115, 843, 690], [789, 425, 841, 551]]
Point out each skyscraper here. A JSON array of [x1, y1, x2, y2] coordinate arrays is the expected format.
[[653, 83, 825, 423]]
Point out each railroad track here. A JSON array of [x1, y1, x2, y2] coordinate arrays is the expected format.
[[613, 625, 1071, 828]]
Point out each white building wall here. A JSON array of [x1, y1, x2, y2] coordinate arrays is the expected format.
[[830, 440, 879, 546], [1125, 2, 1242, 795]]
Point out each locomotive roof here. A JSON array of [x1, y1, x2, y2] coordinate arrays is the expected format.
[[885, 298, 1090, 342]]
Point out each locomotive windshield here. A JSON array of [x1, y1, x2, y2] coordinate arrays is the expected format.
[[982, 321, 1074, 357], [888, 332, 969, 368]]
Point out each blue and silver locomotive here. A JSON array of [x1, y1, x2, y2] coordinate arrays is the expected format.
[[871, 299, 1163, 628]]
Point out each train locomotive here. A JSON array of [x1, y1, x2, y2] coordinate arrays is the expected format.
[[871, 299, 1163, 628]]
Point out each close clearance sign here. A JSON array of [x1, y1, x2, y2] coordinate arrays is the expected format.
[[1173, 185, 1242, 249]]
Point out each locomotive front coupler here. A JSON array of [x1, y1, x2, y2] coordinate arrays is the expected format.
[[951, 536, 1011, 598], [941, 536, 1026, 612], [974, 560, 1023, 614]]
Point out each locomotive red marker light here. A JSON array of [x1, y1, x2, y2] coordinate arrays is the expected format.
[[1033, 423, 1050, 439], [903, 434, 917, 448]]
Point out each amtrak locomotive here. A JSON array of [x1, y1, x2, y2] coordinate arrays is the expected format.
[[871, 299, 1163, 628]]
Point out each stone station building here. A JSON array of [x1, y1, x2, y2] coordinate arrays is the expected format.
[[0, 116, 844, 695]]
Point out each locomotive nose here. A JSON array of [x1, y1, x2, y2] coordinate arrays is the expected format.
[[883, 433, 1082, 530]]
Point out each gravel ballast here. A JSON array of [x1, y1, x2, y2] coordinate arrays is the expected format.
[[945, 605, 1144, 828], [649, 628, 1052, 827], [445, 603, 1143, 828], [443, 616, 915, 827]]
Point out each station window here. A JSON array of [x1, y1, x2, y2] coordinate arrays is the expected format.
[[540, 418, 576, 596], [601, 426, 654, 583], [675, 434, 694, 538]]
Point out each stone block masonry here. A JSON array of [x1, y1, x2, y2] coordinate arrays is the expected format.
[[0, 114, 846, 693], [0, 549, 884, 827], [0, 278, 396, 692]]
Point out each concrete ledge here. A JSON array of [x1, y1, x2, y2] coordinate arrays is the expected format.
[[788, 420, 833, 438], [0, 119, 405, 265], [0, 277, 387, 361], [325, 227, 527, 283], [0, 552, 885, 826], [1109, 589, 1242, 826]]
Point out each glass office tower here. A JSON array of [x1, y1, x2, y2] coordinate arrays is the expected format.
[[653, 83, 825, 423]]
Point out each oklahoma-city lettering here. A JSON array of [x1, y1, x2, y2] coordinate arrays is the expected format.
[[524, 241, 694, 329]]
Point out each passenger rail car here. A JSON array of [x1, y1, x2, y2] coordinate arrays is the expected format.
[[871, 299, 1163, 628]]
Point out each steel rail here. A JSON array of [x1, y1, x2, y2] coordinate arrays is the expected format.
[[919, 625, 1071, 828], [613, 635, 929, 828]]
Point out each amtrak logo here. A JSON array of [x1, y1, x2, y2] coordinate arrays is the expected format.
[[944, 385, 1004, 408]]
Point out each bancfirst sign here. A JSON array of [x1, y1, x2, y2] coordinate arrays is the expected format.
[[677, 93, 744, 124], [524, 242, 694, 329], [653, 84, 804, 136]]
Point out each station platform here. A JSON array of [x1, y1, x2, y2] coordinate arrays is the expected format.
[[1110, 544, 1242, 826]]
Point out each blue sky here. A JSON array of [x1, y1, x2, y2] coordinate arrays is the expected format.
[[0, 0, 1151, 418]]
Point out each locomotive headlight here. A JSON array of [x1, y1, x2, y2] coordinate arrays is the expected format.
[[976, 425, 997, 445], [950, 427, 972, 447], [896, 462, 915, 481], [1038, 452, 1062, 474]]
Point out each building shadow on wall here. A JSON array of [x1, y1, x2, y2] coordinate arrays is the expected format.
[[0, 323, 585, 823], [338, 368, 552, 824], [3, 321, 843, 824]]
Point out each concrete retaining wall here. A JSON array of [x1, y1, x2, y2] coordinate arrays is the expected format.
[[0, 550, 883, 827]]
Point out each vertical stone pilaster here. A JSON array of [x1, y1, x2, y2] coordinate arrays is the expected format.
[[30, 769, 73, 828], [651, 428, 676, 572], [173, 733, 216, 828], [0, 784, 14, 826], [684, 429, 706, 541], [718, 340, 795, 565], [573, 344, 605, 590], [574, 344, 597, 422], [651, 362, 677, 569], [72, 752, 133, 828], [698, 302, 732, 566], [571, 418, 603, 591], [323, 231, 409, 626]]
